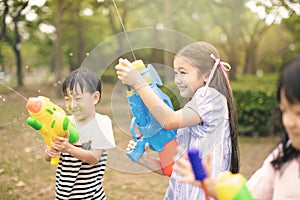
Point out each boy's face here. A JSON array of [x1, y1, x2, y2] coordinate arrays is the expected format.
[[64, 84, 100, 125], [280, 89, 300, 150]]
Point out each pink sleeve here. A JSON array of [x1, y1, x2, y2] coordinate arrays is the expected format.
[[246, 152, 276, 200]]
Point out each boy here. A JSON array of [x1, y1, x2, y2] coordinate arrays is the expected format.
[[45, 69, 116, 200]]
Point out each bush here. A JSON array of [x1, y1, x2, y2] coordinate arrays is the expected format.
[[233, 89, 281, 137]]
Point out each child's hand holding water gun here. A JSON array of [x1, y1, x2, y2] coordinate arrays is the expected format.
[[174, 150, 218, 199], [174, 149, 254, 200]]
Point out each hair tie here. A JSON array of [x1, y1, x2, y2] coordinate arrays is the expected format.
[[205, 54, 232, 91]]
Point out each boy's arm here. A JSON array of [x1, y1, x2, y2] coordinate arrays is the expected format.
[[139, 154, 164, 175], [65, 145, 103, 165], [44, 145, 60, 162], [51, 134, 103, 165]]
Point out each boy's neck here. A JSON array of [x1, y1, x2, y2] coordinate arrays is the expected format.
[[75, 112, 96, 127]]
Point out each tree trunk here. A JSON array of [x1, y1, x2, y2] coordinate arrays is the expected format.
[[243, 45, 257, 74], [163, 0, 174, 82], [14, 45, 23, 86], [54, 0, 63, 83]]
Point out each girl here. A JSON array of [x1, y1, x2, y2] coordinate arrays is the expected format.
[[115, 41, 239, 199], [44, 69, 116, 200], [175, 53, 300, 199]]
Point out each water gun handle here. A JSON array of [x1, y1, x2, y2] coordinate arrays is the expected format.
[[188, 148, 207, 181], [216, 171, 254, 200], [188, 148, 209, 200], [126, 137, 145, 162]]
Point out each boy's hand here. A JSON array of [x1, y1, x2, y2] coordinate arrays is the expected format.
[[45, 145, 60, 158], [51, 133, 71, 153], [126, 139, 137, 151]]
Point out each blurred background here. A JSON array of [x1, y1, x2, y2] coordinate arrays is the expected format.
[[0, 0, 299, 199]]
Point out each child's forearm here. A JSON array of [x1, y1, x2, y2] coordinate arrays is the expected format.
[[66, 145, 102, 165], [139, 154, 164, 175]]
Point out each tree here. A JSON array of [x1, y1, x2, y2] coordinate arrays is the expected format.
[[0, 0, 29, 86], [244, 0, 300, 73]]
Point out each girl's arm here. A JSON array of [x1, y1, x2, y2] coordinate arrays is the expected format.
[[115, 58, 202, 130], [51, 134, 103, 165], [127, 140, 164, 175]]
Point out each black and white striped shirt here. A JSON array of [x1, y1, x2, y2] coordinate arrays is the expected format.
[[55, 150, 108, 200]]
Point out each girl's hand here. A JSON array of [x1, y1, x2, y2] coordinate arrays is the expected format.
[[115, 58, 147, 90]]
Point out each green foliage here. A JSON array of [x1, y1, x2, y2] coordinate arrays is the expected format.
[[231, 73, 278, 92], [232, 74, 281, 136], [100, 68, 118, 84], [233, 90, 280, 136], [159, 84, 181, 111]]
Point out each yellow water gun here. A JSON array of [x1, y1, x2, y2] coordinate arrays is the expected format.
[[26, 96, 79, 166], [216, 171, 254, 200]]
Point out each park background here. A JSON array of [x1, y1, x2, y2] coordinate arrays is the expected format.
[[0, 0, 299, 199]]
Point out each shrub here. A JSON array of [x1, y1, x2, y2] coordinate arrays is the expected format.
[[233, 89, 281, 137]]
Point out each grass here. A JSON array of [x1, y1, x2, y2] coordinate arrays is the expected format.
[[0, 82, 280, 199], [231, 73, 279, 92]]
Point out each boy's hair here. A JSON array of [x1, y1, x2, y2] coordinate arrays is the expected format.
[[176, 41, 240, 173], [272, 53, 300, 170], [62, 69, 102, 101]]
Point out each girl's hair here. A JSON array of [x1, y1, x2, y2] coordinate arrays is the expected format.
[[177, 41, 240, 173], [271, 53, 300, 170], [62, 69, 102, 101]]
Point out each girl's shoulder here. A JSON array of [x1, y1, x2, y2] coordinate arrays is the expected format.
[[191, 87, 226, 105], [195, 87, 224, 99]]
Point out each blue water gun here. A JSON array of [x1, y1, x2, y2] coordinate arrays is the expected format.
[[125, 60, 178, 177]]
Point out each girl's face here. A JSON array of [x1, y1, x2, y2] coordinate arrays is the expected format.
[[280, 89, 300, 150], [174, 56, 205, 98], [64, 84, 100, 126]]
